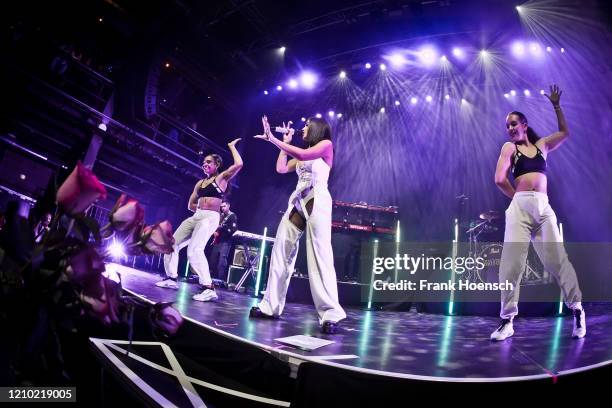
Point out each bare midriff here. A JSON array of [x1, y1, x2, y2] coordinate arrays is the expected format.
[[197, 196, 222, 212], [514, 172, 547, 194]]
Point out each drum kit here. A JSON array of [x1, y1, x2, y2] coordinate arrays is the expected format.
[[462, 210, 502, 284]]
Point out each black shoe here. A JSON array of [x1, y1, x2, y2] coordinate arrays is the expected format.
[[249, 307, 276, 319], [321, 321, 339, 334]]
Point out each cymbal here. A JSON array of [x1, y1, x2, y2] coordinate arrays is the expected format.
[[479, 210, 501, 221]]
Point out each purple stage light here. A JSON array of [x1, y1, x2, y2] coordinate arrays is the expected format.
[[540, 89, 545, 95], [276, 85, 283, 91], [560, 47, 565, 53], [339, 71, 346, 79], [395, 100, 400, 106], [328, 110, 335, 117], [452, 47, 464, 59], [301, 117, 306, 122], [389, 53, 407, 67], [380, 107, 385, 113], [315, 113, 322, 118], [512, 41, 525, 57], [445, 94, 450, 100], [524, 89, 530, 96], [426, 95, 433, 102], [365, 62, 372, 69], [410, 97, 418, 104], [546, 46, 552, 52], [510, 89, 517, 96], [419, 46, 438, 66], [504, 93, 509, 98], [529, 42, 542, 56], [379, 63, 387, 71], [300, 71, 317, 89], [108, 241, 125, 258], [337, 113, 343, 118], [263, 90, 269, 95], [288, 79, 298, 89]]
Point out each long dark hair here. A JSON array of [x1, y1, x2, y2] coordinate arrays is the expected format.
[[305, 117, 332, 147], [509, 111, 540, 145]]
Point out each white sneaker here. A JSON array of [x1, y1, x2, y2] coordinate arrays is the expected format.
[[490, 319, 514, 341], [193, 289, 218, 302], [155, 278, 178, 289], [572, 309, 586, 339]]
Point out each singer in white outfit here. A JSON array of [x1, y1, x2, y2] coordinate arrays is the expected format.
[[250, 116, 346, 334], [155, 139, 243, 302], [490, 85, 585, 341]]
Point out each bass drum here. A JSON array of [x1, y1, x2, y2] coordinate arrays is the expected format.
[[475, 243, 503, 284]]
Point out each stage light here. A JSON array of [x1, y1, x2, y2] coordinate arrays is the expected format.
[[315, 113, 322, 118], [452, 47, 464, 59], [395, 100, 400, 106], [339, 71, 346, 79], [263, 90, 269, 95], [301, 117, 306, 122], [276, 85, 283, 91], [461, 98, 467, 104], [504, 93, 509, 98], [440, 55, 448, 62], [328, 110, 335, 117], [419, 46, 438, 66], [546, 46, 552, 52], [512, 41, 525, 57], [108, 241, 125, 259], [365, 62, 372, 69], [288, 78, 298, 89], [524, 89, 530, 96], [300, 71, 317, 89], [516, 5, 522, 12], [510, 89, 517, 96], [19, 174, 26, 180], [337, 113, 343, 118], [98, 17, 104, 23], [480, 49, 489, 58], [426, 95, 433, 102], [255, 227, 268, 295], [560, 47, 565, 53], [379, 63, 387, 71], [380, 107, 385, 113], [164, 62, 170, 68], [279, 46, 286, 53], [445, 94, 450, 100], [389, 53, 407, 67], [529, 42, 542, 55], [410, 97, 418, 104], [540, 89, 545, 95]]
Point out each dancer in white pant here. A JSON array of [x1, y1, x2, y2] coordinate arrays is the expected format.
[[490, 85, 585, 341], [155, 139, 243, 302], [250, 116, 346, 334]]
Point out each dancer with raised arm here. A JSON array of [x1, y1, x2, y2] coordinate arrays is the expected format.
[[250, 116, 346, 334], [156, 139, 243, 302], [490, 85, 585, 341]]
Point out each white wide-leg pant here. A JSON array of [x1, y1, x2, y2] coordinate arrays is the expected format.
[[499, 191, 582, 319], [258, 187, 347, 324], [164, 209, 220, 286]]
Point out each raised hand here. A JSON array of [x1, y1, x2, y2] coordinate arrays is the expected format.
[[544, 84, 562, 106], [228, 138, 241, 148], [282, 121, 295, 143]]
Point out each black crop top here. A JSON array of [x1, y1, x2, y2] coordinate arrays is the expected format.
[[197, 178, 225, 199], [511, 143, 547, 179]]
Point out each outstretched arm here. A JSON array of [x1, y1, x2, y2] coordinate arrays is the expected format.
[[494, 142, 516, 199], [219, 138, 244, 181], [540, 84, 569, 153], [255, 116, 332, 161]]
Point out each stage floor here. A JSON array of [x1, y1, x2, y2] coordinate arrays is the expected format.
[[112, 264, 612, 382]]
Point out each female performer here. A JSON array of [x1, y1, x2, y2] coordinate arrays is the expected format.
[[491, 85, 585, 340], [250, 116, 346, 334], [156, 139, 243, 302]]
